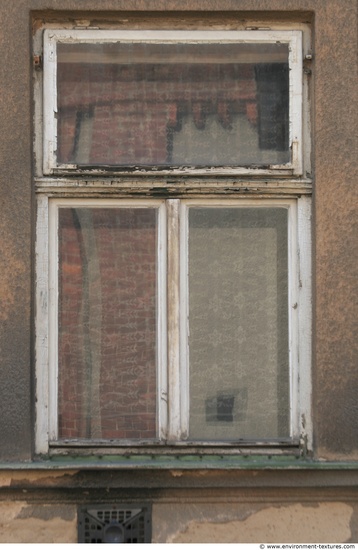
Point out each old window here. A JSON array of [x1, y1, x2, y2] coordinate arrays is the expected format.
[[35, 27, 311, 456]]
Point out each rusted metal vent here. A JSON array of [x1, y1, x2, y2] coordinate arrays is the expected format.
[[78, 504, 152, 543]]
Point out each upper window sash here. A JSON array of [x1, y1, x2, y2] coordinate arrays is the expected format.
[[43, 29, 303, 177]]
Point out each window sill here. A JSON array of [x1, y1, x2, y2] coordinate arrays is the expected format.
[[1, 455, 358, 471]]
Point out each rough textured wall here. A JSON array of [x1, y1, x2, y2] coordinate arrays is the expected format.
[[0, 1, 357, 544], [313, 2, 358, 460], [0, 2, 33, 461], [0, 500, 356, 543], [0, 0, 357, 459], [0, 503, 77, 543], [0, 469, 357, 542], [154, 502, 355, 543]]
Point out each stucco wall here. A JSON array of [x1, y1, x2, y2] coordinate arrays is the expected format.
[[0, 0, 357, 463], [0, 500, 356, 543], [0, 470, 357, 543], [0, 0, 357, 543]]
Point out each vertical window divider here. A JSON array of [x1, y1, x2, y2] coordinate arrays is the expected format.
[[48, 199, 59, 442], [167, 199, 182, 441], [179, 201, 189, 440], [297, 196, 312, 449], [287, 199, 299, 440], [157, 201, 168, 441]]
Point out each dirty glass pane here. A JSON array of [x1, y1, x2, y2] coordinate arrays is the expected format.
[[57, 42, 289, 167], [58, 208, 158, 440], [188, 208, 289, 440]]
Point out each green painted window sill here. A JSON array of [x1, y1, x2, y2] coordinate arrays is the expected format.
[[1, 455, 358, 470]]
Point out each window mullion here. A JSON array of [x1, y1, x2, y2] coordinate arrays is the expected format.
[[167, 199, 182, 441], [48, 199, 59, 443]]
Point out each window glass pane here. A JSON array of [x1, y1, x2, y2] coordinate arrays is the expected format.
[[58, 208, 158, 440], [57, 42, 289, 167], [188, 208, 289, 440]]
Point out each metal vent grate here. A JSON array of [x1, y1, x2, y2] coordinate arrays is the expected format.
[[78, 504, 152, 543]]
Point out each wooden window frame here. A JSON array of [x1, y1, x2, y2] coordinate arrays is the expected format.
[[35, 23, 312, 458]]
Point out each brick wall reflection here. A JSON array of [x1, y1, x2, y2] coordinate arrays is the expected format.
[[58, 208, 157, 440], [57, 63, 258, 165]]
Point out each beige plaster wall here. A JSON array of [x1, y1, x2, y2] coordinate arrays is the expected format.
[[0, 500, 355, 543], [0, 469, 356, 543], [155, 502, 354, 543], [0, 503, 77, 544]]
